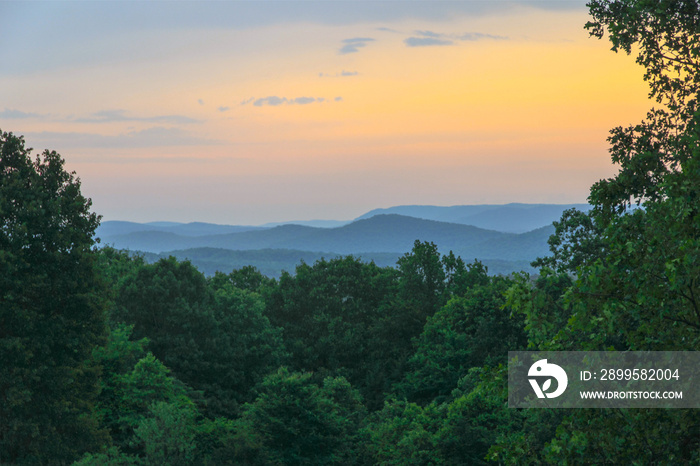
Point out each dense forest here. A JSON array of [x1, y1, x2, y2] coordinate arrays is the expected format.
[[1, 1, 699, 464]]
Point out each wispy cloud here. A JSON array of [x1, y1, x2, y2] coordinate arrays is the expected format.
[[253, 96, 288, 107], [26, 127, 220, 149], [319, 70, 359, 78], [0, 108, 45, 119], [405, 37, 453, 47], [218, 106, 230, 112], [75, 109, 201, 124], [243, 96, 343, 107], [415, 30, 442, 38], [458, 32, 508, 41], [404, 30, 508, 47], [292, 97, 315, 105], [339, 37, 374, 55]]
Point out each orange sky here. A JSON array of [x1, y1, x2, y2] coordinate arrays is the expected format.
[[0, 2, 652, 224]]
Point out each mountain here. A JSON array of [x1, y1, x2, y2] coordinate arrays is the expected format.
[[261, 219, 350, 228], [97, 204, 572, 277], [99, 214, 552, 263], [96, 221, 265, 239], [101, 215, 508, 254], [355, 203, 590, 233], [456, 225, 554, 262]]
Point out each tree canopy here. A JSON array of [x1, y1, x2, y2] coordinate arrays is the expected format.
[[0, 130, 107, 462]]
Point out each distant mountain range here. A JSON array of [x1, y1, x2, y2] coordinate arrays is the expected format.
[[97, 203, 590, 277], [96, 221, 264, 238], [355, 203, 590, 233]]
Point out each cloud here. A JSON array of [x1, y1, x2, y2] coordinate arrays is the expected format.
[[319, 70, 359, 77], [198, 99, 204, 105], [458, 32, 508, 41], [404, 29, 508, 47], [218, 106, 230, 112], [404, 37, 453, 47], [415, 30, 442, 38], [0, 108, 44, 119], [0, 2, 579, 77], [339, 37, 374, 54], [292, 97, 316, 105], [253, 96, 288, 107], [25, 127, 220, 149], [244, 96, 343, 107], [76, 109, 201, 124]]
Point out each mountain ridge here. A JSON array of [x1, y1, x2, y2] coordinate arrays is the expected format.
[[99, 213, 552, 262]]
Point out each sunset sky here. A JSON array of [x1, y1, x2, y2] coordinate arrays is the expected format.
[[1, 1, 652, 224]]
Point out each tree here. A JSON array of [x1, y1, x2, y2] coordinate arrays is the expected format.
[[396, 241, 447, 326], [362, 398, 445, 465], [133, 401, 198, 466], [264, 256, 399, 409], [91, 324, 151, 449], [204, 283, 287, 417], [0, 130, 108, 463], [209, 265, 275, 294], [534, 0, 700, 352], [115, 256, 285, 418], [398, 275, 526, 404], [496, 1, 700, 462], [585, 0, 700, 211], [233, 368, 366, 465]]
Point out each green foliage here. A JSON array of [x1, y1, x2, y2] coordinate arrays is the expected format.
[[438, 383, 508, 465], [204, 284, 287, 416], [543, 409, 700, 465], [397, 241, 447, 324], [115, 256, 212, 360], [233, 367, 366, 465], [209, 264, 275, 293], [91, 324, 150, 447], [192, 417, 238, 465], [265, 255, 400, 409], [73, 447, 140, 465], [586, 0, 699, 116], [495, 2, 700, 462], [117, 353, 193, 430], [398, 275, 526, 404], [95, 247, 147, 295], [586, 0, 699, 210], [0, 130, 108, 463], [115, 257, 285, 418], [362, 398, 445, 465], [132, 401, 198, 466]]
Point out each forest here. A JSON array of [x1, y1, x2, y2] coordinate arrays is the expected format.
[[1, 1, 699, 464]]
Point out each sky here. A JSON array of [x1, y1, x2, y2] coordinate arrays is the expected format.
[[0, 1, 652, 225]]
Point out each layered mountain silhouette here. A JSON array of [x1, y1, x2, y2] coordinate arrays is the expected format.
[[97, 203, 588, 277], [99, 214, 552, 259], [356, 203, 590, 233]]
